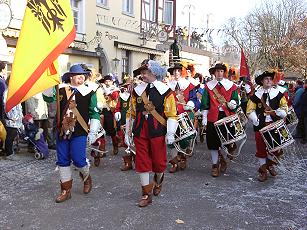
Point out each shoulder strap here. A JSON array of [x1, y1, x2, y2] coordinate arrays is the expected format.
[[141, 91, 167, 127], [64, 87, 89, 133]]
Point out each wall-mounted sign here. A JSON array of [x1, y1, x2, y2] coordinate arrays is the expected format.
[[0, 2, 12, 30]]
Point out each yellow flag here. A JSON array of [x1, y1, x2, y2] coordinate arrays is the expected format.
[[6, 0, 76, 112]]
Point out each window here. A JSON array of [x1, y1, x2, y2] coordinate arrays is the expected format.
[[70, 0, 84, 33], [122, 0, 133, 14], [164, 0, 173, 25], [143, 0, 157, 22], [121, 50, 130, 79], [96, 0, 108, 6]]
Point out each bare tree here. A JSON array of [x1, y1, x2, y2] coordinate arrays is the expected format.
[[223, 0, 307, 78]]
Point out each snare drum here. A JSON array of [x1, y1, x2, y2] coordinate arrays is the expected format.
[[285, 106, 298, 126], [236, 107, 248, 127], [259, 119, 294, 153], [170, 112, 197, 156], [214, 114, 246, 145]]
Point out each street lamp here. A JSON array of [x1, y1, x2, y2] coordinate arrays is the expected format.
[[182, 4, 195, 47], [112, 57, 120, 71], [95, 43, 104, 73]]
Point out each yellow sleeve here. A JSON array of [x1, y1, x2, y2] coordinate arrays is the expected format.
[[279, 96, 288, 113], [246, 99, 257, 116], [164, 93, 177, 119], [126, 93, 136, 119]]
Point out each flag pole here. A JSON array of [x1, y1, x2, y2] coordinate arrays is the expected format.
[[56, 84, 60, 132]]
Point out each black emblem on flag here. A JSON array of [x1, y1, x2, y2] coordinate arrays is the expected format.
[[27, 0, 67, 34]]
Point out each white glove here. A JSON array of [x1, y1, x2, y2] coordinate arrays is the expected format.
[[275, 108, 287, 118], [248, 111, 259, 126], [183, 101, 195, 111], [42, 87, 54, 97], [87, 119, 101, 145], [227, 100, 237, 110], [125, 118, 134, 146], [114, 112, 121, 122], [166, 118, 178, 144], [201, 110, 209, 126]]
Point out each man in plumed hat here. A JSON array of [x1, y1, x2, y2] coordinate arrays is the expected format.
[[200, 63, 240, 177], [247, 71, 288, 182], [125, 59, 177, 207], [43, 64, 101, 202]]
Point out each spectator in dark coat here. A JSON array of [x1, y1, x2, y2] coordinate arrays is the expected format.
[[0, 61, 8, 121], [293, 80, 305, 138], [299, 80, 307, 144]]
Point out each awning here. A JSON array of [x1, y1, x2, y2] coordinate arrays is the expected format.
[[115, 41, 164, 56]]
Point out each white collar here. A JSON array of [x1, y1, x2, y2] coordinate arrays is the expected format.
[[85, 81, 99, 92], [275, 85, 287, 94], [120, 91, 130, 101], [255, 87, 279, 99], [178, 78, 190, 90], [167, 80, 178, 91], [189, 77, 200, 86], [206, 78, 233, 91], [134, 80, 169, 96], [60, 83, 93, 96]]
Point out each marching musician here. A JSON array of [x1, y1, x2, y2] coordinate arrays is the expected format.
[[43, 64, 101, 203], [238, 76, 254, 115], [200, 63, 240, 177], [246, 71, 288, 182], [114, 78, 134, 171], [94, 74, 120, 163], [167, 63, 199, 173], [125, 59, 177, 207]]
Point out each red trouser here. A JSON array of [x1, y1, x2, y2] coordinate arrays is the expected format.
[[134, 120, 167, 173], [255, 131, 268, 158]]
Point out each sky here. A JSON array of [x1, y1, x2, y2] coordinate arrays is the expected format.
[[176, 0, 262, 31]]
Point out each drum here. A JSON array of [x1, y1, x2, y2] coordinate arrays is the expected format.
[[214, 114, 246, 145], [285, 106, 298, 126], [259, 119, 294, 153], [236, 107, 248, 127], [171, 112, 197, 156]]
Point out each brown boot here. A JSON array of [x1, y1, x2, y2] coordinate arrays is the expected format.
[[55, 180, 72, 203], [266, 159, 277, 176], [218, 151, 227, 173], [138, 183, 154, 207], [111, 135, 119, 155], [169, 156, 180, 173], [79, 173, 92, 194], [211, 164, 220, 177], [121, 155, 133, 171], [153, 173, 164, 196], [258, 164, 268, 182], [178, 155, 187, 170]]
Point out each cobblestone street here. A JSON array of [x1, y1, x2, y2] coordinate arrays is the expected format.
[[0, 125, 306, 230]]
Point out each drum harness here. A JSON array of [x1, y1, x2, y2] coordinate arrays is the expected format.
[[211, 87, 247, 158]]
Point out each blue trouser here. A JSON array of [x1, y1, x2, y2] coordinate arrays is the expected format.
[[56, 134, 87, 168]]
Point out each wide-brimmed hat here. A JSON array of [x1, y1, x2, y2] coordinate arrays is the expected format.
[[255, 71, 275, 86], [167, 63, 183, 74], [62, 64, 90, 82], [97, 74, 114, 83], [209, 63, 227, 74], [133, 59, 166, 80]]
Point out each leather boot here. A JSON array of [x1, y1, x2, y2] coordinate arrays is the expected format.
[[55, 180, 72, 203], [266, 159, 277, 176], [169, 156, 180, 173], [274, 150, 283, 163], [218, 151, 227, 173], [178, 155, 187, 170], [111, 135, 119, 155], [138, 183, 154, 207], [211, 164, 220, 177], [121, 155, 133, 171], [79, 172, 92, 194], [153, 173, 164, 196], [258, 164, 268, 182]]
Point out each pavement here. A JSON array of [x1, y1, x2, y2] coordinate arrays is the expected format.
[[0, 124, 306, 230]]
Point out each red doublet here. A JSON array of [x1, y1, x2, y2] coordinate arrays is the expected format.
[[134, 120, 167, 173], [177, 83, 196, 114], [206, 84, 237, 123]]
